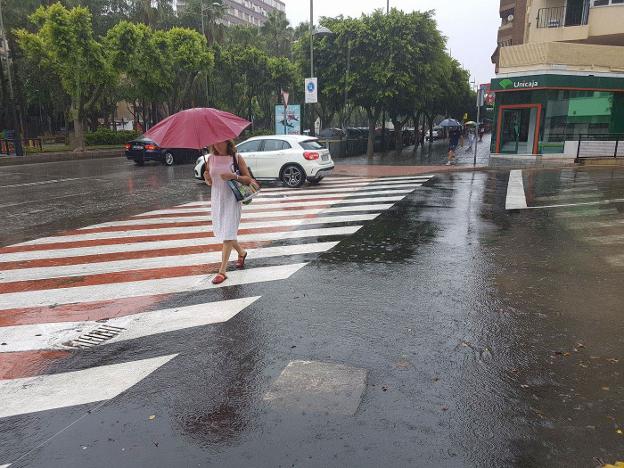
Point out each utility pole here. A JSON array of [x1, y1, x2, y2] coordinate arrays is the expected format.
[[343, 38, 351, 130], [309, 0, 314, 79], [381, 1, 389, 153], [0, 0, 23, 156], [474, 84, 483, 166]]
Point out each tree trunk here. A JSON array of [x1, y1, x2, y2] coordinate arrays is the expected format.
[[366, 108, 377, 157], [412, 111, 422, 151], [72, 113, 85, 152], [427, 115, 435, 146], [392, 118, 404, 154]]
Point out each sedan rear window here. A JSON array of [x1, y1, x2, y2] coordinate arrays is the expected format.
[[300, 140, 324, 150], [262, 139, 291, 151]]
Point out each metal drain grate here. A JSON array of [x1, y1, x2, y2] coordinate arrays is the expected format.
[[66, 325, 126, 349]]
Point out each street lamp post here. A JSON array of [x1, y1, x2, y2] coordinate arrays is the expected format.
[[0, 0, 23, 156], [201, 1, 222, 106], [309, 0, 314, 78]]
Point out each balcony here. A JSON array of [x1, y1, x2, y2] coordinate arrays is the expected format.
[[497, 41, 624, 74], [536, 2, 589, 28], [530, 0, 624, 45]]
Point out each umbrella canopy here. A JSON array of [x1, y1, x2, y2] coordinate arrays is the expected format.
[[464, 121, 477, 126], [439, 118, 462, 128], [144, 108, 251, 149]]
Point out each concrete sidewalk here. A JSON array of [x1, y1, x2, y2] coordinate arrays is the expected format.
[[0, 148, 123, 166], [333, 134, 491, 176]]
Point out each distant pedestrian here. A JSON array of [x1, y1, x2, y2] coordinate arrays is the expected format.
[[446, 128, 460, 166], [466, 130, 475, 151], [204, 139, 257, 285], [478, 125, 485, 142]]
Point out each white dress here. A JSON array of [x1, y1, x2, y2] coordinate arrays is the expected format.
[[208, 154, 242, 242]]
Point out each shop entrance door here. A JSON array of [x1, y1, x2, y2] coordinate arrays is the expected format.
[[497, 104, 541, 154]]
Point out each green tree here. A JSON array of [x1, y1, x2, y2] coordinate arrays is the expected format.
[[106, 21, 172, 128], [165, 27, 214, 113], [260, 10, 293, 58], [16, 3, 112, 150]]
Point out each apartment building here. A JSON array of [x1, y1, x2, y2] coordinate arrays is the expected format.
[[173, 0, 284, 26], [490, 0, 624, 156]]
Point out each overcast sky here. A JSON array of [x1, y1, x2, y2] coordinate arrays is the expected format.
[[283, 0, 500, 86]]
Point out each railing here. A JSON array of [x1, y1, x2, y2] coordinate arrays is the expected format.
[[574, 133, 624, 162], [536, 1, 590, 28], [0, 138, 43, 155]]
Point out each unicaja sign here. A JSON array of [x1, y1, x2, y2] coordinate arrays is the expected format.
[[499, 78, 539, 89]]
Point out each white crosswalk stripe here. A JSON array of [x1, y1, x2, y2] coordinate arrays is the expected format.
[[134, 202, 392, 218], [0, 175, 433, 422], [0, 263, 308, 310], [14, 214, 378, 246], [1, 297, 261, 352], [0, 355, 178, 418], [0, 226, 362, 262], [0, 242, 339, 283]]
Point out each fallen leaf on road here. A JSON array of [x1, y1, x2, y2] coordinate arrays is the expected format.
[[607, 358, 619, 364]]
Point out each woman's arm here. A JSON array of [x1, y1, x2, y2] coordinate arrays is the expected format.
[[220, 154, 258, 187], [236, 155, 257, 186], [203, 156, 212, 186]]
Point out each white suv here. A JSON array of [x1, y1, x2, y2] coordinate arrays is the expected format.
[[194, 135, 335, 188]]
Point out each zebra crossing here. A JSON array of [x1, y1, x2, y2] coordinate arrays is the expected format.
[[0, 174, 433, 427], [507, 168, 624, 268]]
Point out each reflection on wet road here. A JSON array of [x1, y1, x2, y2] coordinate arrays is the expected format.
[[1, 159, 623, 467]]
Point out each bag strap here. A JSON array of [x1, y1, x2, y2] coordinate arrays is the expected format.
[[232, 153, 241, 174]]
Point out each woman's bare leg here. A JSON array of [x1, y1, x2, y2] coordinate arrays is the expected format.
[[232, 241, 246, 257], [219, 241, 234, 274]]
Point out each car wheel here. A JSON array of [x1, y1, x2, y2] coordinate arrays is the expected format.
[[163, 152, 175, 166], [308, 176, 324, 185], [281, 164, 305, 188]]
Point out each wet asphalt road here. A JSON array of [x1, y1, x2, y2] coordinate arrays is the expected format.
[[1, 158, 624, 467]]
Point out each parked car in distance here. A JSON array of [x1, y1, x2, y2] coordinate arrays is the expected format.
[[425, 129, 440, 142], [194, 135, 334, 188], [125, 136, 199, 166], [318, 128, 346, 139]]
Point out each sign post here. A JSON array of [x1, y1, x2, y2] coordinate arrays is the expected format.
[[474, 85, 485, 166], [281, 89, 289, 135], [305, 78, 318, 104]]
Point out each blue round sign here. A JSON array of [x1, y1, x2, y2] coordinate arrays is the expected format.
[[307, 81, 315, 92]]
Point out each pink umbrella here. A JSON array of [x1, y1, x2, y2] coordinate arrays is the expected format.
[[143, 108, 251, 149]]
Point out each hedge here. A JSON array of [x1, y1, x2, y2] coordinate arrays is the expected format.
[[85, 128, 139, 146]]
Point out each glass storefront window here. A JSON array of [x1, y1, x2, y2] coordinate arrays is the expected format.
[[543, 91, 613, 144], [493, 87, 622, 154]]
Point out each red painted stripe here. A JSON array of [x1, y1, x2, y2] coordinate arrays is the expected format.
[[0, 293, 172, 327], [0, 225, 297, 253], [0, 261, 226, 293], [0, 241, 269, 271], [68, 213, 321, 234], [133, 204, 335, 219], [0, 350, 71, 379]]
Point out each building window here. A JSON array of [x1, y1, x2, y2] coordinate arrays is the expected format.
[[593, 0, 624, 6]]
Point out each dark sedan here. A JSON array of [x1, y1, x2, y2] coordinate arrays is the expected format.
[[124, 137, 200, 166]]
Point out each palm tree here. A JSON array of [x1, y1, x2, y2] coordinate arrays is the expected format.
[[260, 10, 293, 58]]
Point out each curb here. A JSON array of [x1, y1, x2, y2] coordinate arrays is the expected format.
[[0, 149, 123, 167], [333, 164, 490, 178]]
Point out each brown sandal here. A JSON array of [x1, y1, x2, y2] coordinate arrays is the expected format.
[[236, 252, 248, 269], [212, 273, 228, 285]]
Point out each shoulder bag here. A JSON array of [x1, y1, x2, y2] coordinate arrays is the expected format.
[[227, 153, 261, 205]]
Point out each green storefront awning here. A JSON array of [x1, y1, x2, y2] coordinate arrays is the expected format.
[[491, 74, 624, 92]]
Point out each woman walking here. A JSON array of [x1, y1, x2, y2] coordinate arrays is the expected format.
[[204, 140, 256, 285]]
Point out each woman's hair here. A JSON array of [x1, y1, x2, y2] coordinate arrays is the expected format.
[[211, 140, 237, 157]]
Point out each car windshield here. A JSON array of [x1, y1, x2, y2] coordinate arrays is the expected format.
[[300, 140, 324, 150]]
